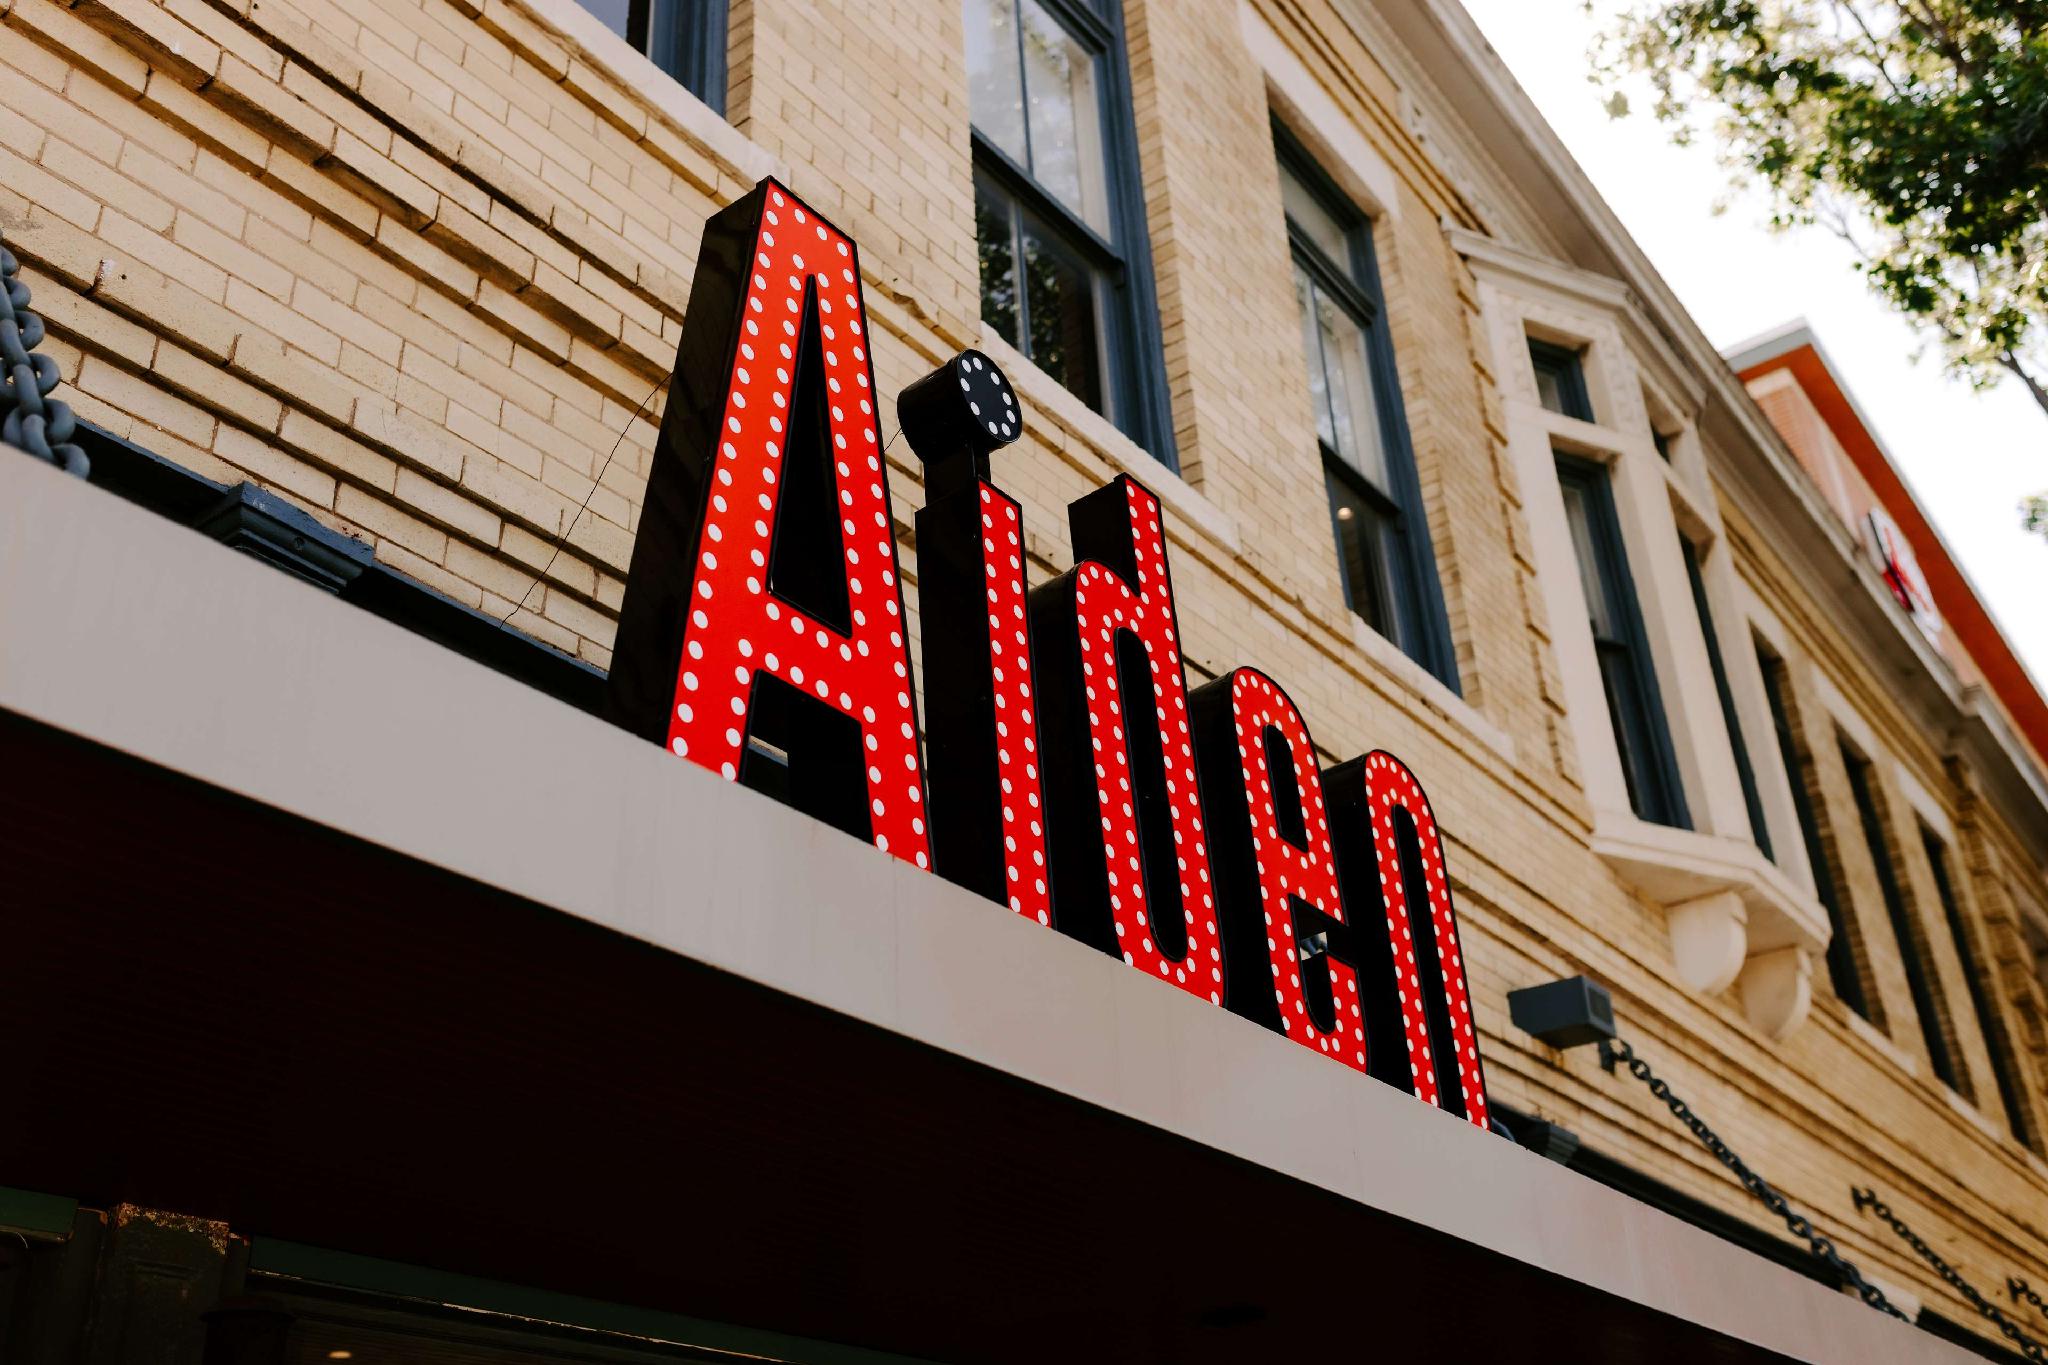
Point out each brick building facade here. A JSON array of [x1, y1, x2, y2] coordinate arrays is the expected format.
[[2, 0, 2045, 1360]]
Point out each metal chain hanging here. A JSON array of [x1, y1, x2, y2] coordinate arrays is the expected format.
[[0, 230, 88, 476], [1853, 1189, 2048, 1362], [2013, 1278, 2048, 1322], [1597, 1038, 1906, 1319]]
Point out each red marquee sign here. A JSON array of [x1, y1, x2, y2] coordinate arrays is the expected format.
[[612, 178, 1490, 1130]]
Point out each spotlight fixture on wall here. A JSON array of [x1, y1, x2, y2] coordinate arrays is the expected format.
[[1507, 975, 1617, 1051]]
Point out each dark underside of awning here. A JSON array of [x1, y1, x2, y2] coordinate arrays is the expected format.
[[3, 709, 1791, 1364]]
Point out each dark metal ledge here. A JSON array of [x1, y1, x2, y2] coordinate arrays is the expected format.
[[73, 422, 606, 716]]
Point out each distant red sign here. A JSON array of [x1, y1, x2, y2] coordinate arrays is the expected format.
[[1866, 507, 1941, 643]]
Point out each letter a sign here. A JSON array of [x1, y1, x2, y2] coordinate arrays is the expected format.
[[609, 179, 931, 868]]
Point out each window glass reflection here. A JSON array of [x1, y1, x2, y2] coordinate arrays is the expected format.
[[1294, 266, 1387, 490], [1327, 464, 1391, 634], [964, 0, 1139, 433], [1559, 479, 1618, 641], [1530, 341, 1593, 421], [974, 163, 1106, 415], [1295, 265, 1334, 450], [1279, 127, 1453, 684], [1023, 214, 1102, 410], [965, 0, 1027, 165], [1558, 455, 1687, 828], [975, 175, 1020, 342], [1315, 288, 1384, 487], [1019, 0, 1109, 233], [581, 0, 632, 39], [1279, 162, 1350, 268]]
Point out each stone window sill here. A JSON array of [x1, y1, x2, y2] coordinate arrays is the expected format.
[[524, 0, 780, 186], [1347, 612, 1517, 769], [1939, 1079, 2001, 1144], [977, 325, 1243, 556], [1826, 998, 2048, 1173], [1832, 997, 1919, 1077]]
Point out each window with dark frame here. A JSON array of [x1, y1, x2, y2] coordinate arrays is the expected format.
[[1756, 644, 1874, 1020], [1840, 738, 1964, 1092], [575, 0, 727, 112], [1556, 453, 1688, 829], [1530, 340, 1594, 422], [1921, 827, 2032, 1143], [965, 0, 1176, 464], [1275, 126, 1457, 688], [1680, 538, 1771, 859], [2027, 908, 2048, 1005]]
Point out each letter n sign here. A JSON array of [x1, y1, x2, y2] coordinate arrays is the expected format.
[[609, 178, 932, 870]]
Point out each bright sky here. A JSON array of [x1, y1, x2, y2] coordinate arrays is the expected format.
[[1461, 0, 2048, 689]]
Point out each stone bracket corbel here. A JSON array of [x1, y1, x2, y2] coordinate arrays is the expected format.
[[1666, 892, 1815, 1039], [1737, 946, 1814, 1041], [1594, 818, 1826, 1040], [1668, 889, 1748, 996]]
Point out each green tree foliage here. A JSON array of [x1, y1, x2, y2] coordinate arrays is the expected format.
[[1593, 1, 2048, 526]]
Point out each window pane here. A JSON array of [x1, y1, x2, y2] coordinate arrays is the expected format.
[[1314, 286, 1388, 490], [1924, 828, 2031, 1142], [1558, 479, 1618, 641], [965, 0, 1028, 164], [1279, 161, 1351, 272], [1019, 0, 1110, 234], [1327, 462, 1391, 634], [1842, 741, 1961, 1090], [1758, 647, 1870, 1017], [1682, 538, 1771, 860], [1559, 458, 1687, 828], [1531, 341, 1593, 422], [1294, 265, 1336, 451], [2031, 916, 2048, 1002], [1022, 214, 1102, 411], [578, 0, 634, 41], [974, 176, 1020, 345], [1596, 644, 1654, 818]]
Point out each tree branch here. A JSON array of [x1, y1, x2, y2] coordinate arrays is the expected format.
[[1832, 0, 1908, 95], [1897, 0, 1982, 81], [1819, 215, 2047, 412], [1816, 198, 1877, 260], [1998, 350, 2048, 420]]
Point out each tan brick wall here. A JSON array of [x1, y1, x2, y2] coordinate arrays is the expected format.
[[3, 0, 2045, 1347]]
